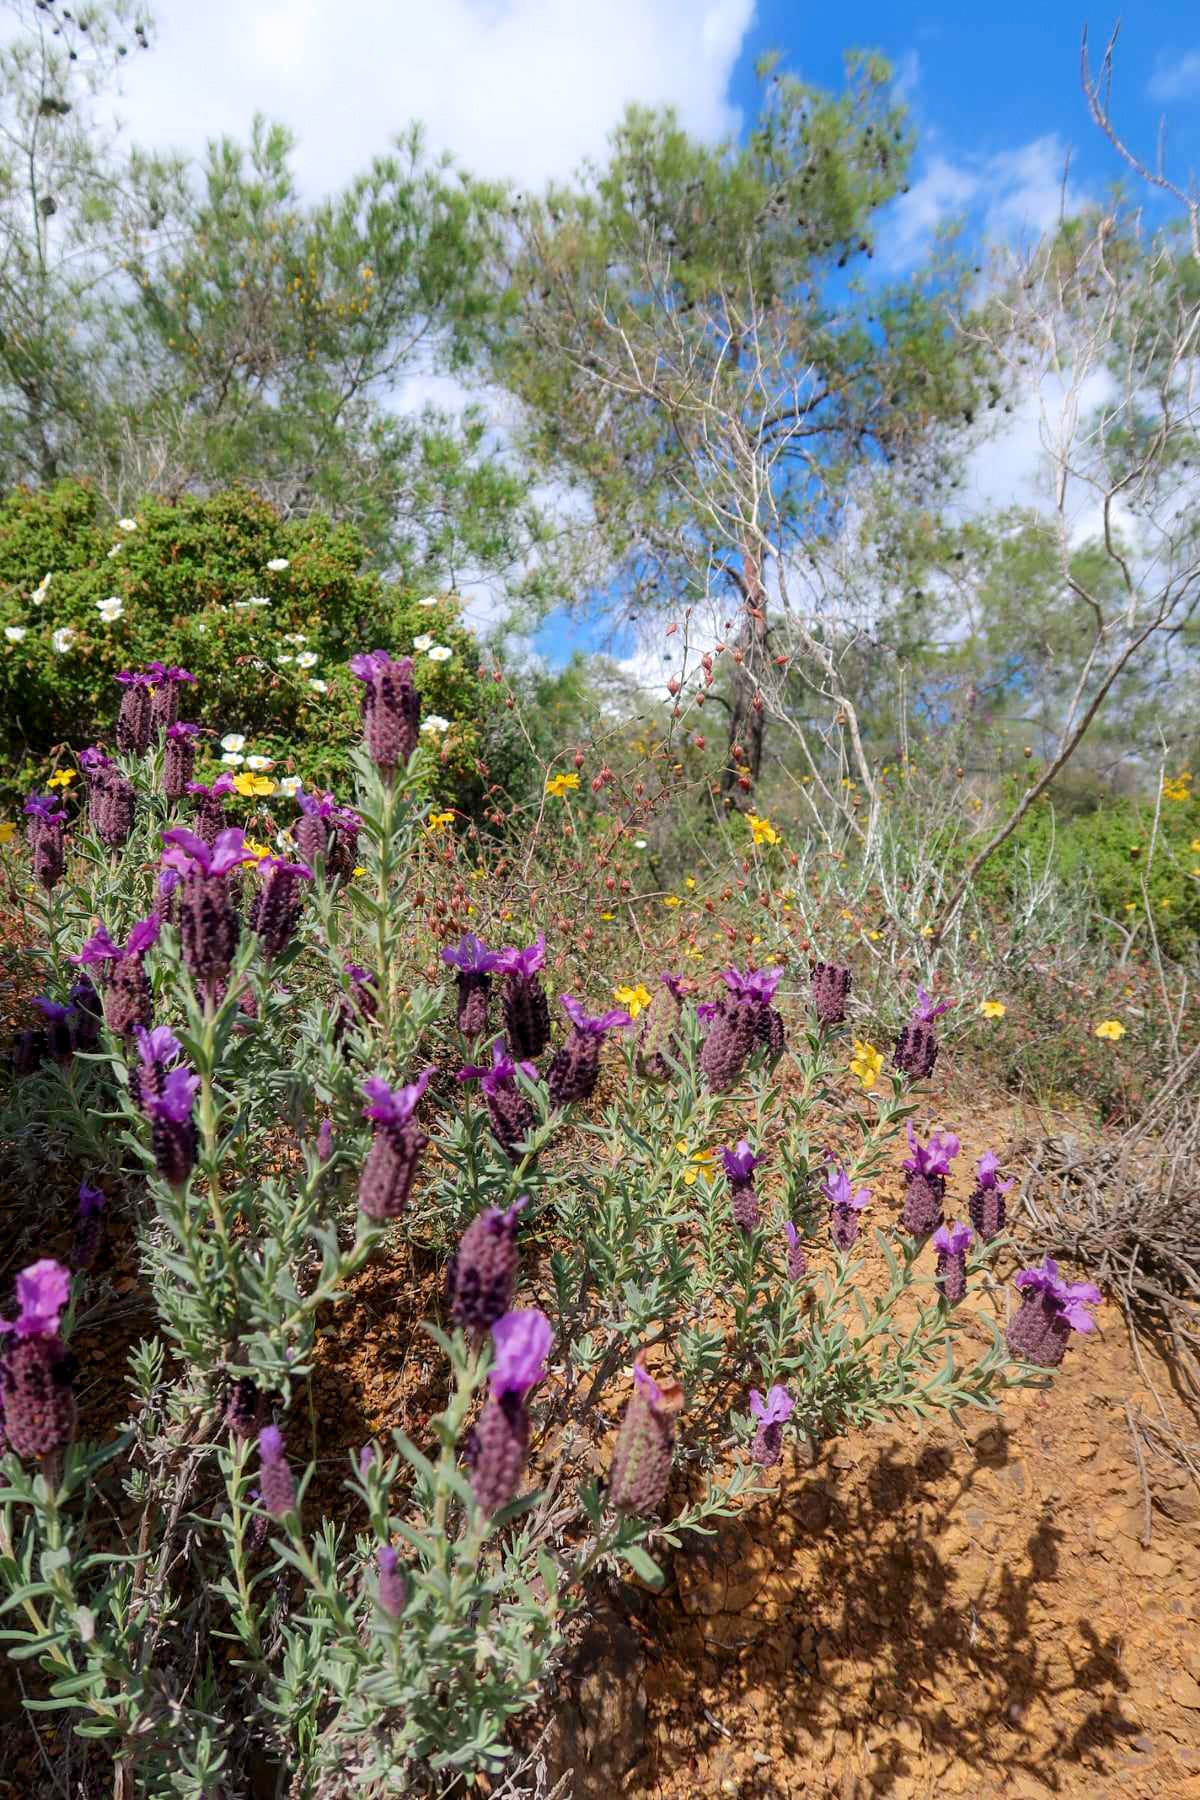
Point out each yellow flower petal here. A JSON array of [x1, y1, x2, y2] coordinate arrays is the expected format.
[[47, 769, 76, 789], [1094, 1020, 1126, 1041], [0, 821, 15, 846], [848, 1039, 883, 1091], [545, 772, 580, 798], [613, 982, 652, 1019], [232, 772, 275, 797], [979, 1000, 1006, 1019]]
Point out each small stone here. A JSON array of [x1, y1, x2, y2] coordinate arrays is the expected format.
[[1170, 1671, 1200, 1710]]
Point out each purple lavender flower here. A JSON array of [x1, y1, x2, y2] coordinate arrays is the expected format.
[[546, 994, 631, 1107], [636, 972, 684, 1082], [723, 963, 786, 1056], [1007, 1258, 1102, 1368], [810, 961, 852, 1027], [931, 1220, 972, 1306], [114, 668, 155, 754], [72, 1184, 106, 1273], [71, 914, 160, 1036], [783, 1221, 807, 1282], [163, 722, 199, 800], [358, 1071, 432, 1220], [901, 1122, 960, 1237], [257, 1425, 297, 1518], [67, 977, 103, 1051], [698, 994, 759, 1092], [893, 987, 951, 1081], [146, 1065, 200, 1187], [447, 1198, 526, 1332], [225, 1376, 270, 1441], [608, 1362, 683, 1514], [748, 1384, 793, 1467], [146, 662, 196, 733], [32, 996, 76, 1063], [0, 1259, 76, 1459], [969, 1150, 1015, 1244], [375, 1545, 407, 1619], [316, 1118, 333, 1164], [248, 856, 312, 960], [23, 794, 67, 891], [161, 826, 252, 994], [459, 1044, 539, 1159], [186, 772, 236, 846], [133, 1023, 183, 1113], [293, 790, 335, 865], [467, 1308, 552, 1514], [335, 960, 379, 1046], [823, 1165, 871, 1252], [442, 933, 502, 1039], [495, 934, 551, 1061], [722, 1139, 762, 1234], [349, 649, 421, 772]]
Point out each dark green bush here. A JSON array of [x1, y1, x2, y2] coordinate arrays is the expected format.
[[0, 480, 527, 808]]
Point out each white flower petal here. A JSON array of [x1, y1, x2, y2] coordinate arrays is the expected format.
[[412, 633, 434, 652], [277, 776, 302, 798], [283, 632, 307, 645], [246, 755, 274, 772], [5, 625, 27, 642], [52, 627, 76, 653], [307, 679, 328, 694], [421, 714, 450, 734], [295, 650, 318, 669], [117, 518, 137, 532], [266, 557, 290, 572], [276, 654, 293, 665], [107, 544, 122, 558], [426, 644, 452, 662], [417, 596, 439, 607], [220, 734, 246, 753], [220, 752, 246, 767]]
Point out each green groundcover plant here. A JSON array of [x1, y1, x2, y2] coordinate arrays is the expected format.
[[0, 647, 1101, 1797]]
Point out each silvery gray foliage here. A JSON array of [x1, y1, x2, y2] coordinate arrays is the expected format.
[[0, 729, 1056, 1796]]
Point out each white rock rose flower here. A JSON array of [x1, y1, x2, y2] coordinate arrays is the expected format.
[[277, 776, 302, 798], [220, 733, 246, 753], [117, 518, 138, 532], [412, 633, 434, 652], [266, 557, 290, 572], [220, 752, 246, 767], [4, 625, 27, 642], [421, 714, 451, 734], [417, 596, 439, 608], [52, 627, 76, 653], [296, 650, 318, 669], [307, 679, 328, 694], [427, 644, 452, 662], [276, 654, 293, 665], [246, 754, 274, 772], [96, 596, 125, 622]]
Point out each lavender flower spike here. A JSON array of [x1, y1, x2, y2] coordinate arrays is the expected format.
[[114, 667, 155, 754], [823, 1165, 871, 1252], [358, 1071, 432, 1220], [161, 826, 252, 993], [722, 1140, 762, 1234], [163, 722, 200, 800], [1007, 1258, 1102, 1368], [810, 961, 852, 1027], [467, 1308, 552, 1513], [495, 933, 551, 1061], [133, 1023, 183, 1113], [783, 1221, 807, 1282], [608, 1362, 684, 1514], [257, 1425, 297, 1518], [547, 994, 632, 1107], [894, 986, 951, 1081], [723, 963, 786, 1057], [901, 1120, 960, 1237], [0, 1259, 76, 1459], [23, 793, 67, 890], [931, 1220, 972, 1306], [72, 1183, 106, 1273], [458, 1044, 539, 1159], [349, 648, 421, 772], [749, 1384, 794, 1467], [376, 1545, 407, 1619], [447, 1197, 527, 1333], [249, 855, 313, 960], [146, 1065, 200, 1187], [970, 1150, 1015, 1244], [442, 932, 502, 1038]]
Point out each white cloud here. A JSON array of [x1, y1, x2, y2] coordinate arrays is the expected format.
[[880, 134, 1081, 270], [113, 0, 754, 196], [1147, 50, 1200, 104]]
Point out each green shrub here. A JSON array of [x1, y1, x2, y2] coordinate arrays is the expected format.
[[0, 480, 526, 808]]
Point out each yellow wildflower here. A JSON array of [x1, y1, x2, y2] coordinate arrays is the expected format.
[[613, 982, 652, 1018], [1094, 1020, 1126, 1041], [427, 810, 455, 830], [868, 929, 881, 941], [545, 771, 580, 798], [1161, 772, 1192, 802], [599, 911, 616, 921], [675, 1142, 715, 1186], [232, 772, 275, 797], [47, 769, 76, 790], [352, 865, 366, 878], [242, 838, 273, 861], [849, 1039, 884, 1091], [685, 876, 696, 889], [0, 821, 15, 846], [1191, 839, 1200, 853], [979, 1000, 1007, 1020], [662, 894, 681, 908], [747, 813, 779, 846]]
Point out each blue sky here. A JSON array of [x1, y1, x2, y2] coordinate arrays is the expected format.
[[533, 3, 1200, 669]]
